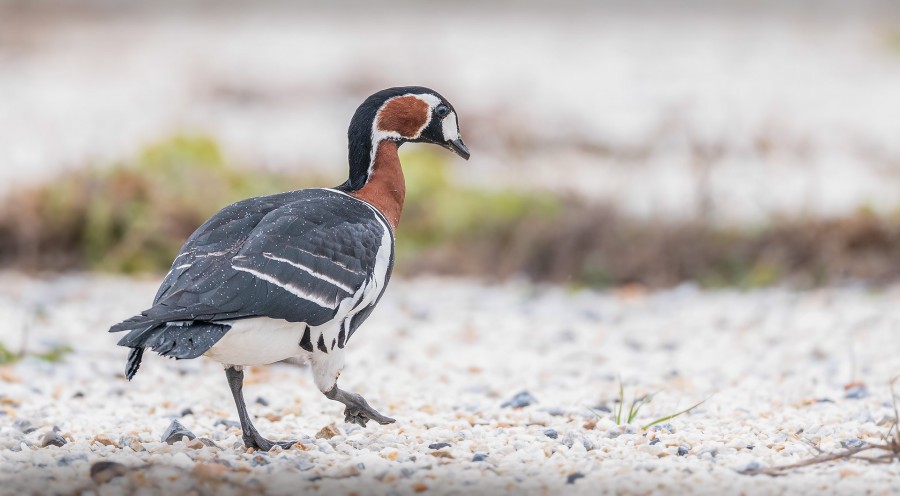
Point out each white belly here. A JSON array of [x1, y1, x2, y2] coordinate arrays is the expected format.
[[204, 318, 307, 366]]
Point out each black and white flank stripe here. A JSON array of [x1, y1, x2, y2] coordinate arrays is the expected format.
[[111, 188, 394, 378]]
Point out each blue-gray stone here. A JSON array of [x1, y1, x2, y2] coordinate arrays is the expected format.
[[743, 461, 764, 472], [57, 454, 87, 466], [40, 431, 67, 448], [844, 386, 868, 399], [214, 419, 241, 429], [501, 391, 537, 409], [13, 419, 36, 434], [566, 473, 585, 484], [161, 419, 196, 444], [841, 438, 866, 449]]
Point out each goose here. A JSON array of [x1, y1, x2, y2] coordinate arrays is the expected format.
[[109, 86, 470, 451]]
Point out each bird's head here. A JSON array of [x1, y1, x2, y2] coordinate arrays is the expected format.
[[350, 86, 469, 157], [344, 86, 469, 191], [373, 88, 469, 160]]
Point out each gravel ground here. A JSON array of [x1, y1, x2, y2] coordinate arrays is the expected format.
[[0, 272, 898, 495]]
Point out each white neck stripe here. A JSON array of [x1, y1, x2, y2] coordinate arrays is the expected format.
[[368, 94, 437, 180]]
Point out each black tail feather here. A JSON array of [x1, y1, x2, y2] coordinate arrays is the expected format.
[[110, 313, 156, 334], [125, 347, 144, 380], [117, 321, 231, 372]]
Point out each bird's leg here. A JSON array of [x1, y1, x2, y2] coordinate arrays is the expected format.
[[310, 349, 395, 427], [324, 385, 396, 427], [224, 366, 296, 451]]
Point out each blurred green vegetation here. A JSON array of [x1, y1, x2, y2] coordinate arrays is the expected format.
[[34, 344, 75, 363], [399, 147, 561, 263], [0, 341, 72, 365], [1, 136, 310, 272], [887, 30, 900, 55], [0, 342, 16, 365], [2, 135, 900, 289]]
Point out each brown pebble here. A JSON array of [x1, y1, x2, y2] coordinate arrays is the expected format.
[[839, 468, 859, 478], [191, 462, 230, 480], [0, 369, 22, 383], [331, 465, 361, 478], [185, 438, 205, 449], [430, 451, 454, 459], [90, 461, 129, 484], [315, 424, 340, 440], [90, 434, 118, 448], [119, 436, 145, 452], [412, 482, 428, 493], [198, 438, 221, 449]]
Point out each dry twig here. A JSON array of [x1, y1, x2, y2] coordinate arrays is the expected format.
[[743, 377, 900, 476]]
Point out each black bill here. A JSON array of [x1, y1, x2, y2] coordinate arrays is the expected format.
[[448, 138, 470, 160]]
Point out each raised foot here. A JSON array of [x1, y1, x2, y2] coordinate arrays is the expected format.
[[326, 387, 396, 428], [344, 400, 396, 427]]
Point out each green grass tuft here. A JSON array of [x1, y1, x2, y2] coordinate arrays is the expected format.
[[593, 378, 709, 430]]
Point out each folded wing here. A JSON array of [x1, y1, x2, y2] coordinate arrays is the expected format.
[[111, 189, 386, 342]]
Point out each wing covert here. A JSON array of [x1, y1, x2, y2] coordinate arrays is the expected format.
[[125, 189, 389, 329]]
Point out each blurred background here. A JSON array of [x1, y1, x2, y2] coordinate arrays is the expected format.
[[1, 0, 900, 288]]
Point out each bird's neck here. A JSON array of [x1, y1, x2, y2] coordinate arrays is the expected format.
[[349, 140, 405, 230]]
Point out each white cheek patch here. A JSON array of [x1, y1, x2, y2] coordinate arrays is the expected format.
[[417, 94, 441, 107], [442, 111, 460, 141]]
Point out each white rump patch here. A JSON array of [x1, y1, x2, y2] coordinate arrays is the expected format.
[[205, 317, 307, 366]]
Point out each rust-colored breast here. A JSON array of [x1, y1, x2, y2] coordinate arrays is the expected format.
[[351, 141, 406, 230], [376, 96, 430, 139]]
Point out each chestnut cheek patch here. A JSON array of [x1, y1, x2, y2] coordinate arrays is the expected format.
[[376, 96, 430, 139]]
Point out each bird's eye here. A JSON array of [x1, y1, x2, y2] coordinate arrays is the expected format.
[[436, 105, 449, 117]]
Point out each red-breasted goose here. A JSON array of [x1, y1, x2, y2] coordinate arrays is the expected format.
[[110, 87, 469, 451]]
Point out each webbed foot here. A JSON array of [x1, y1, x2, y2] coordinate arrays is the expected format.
[[325, 386, 396, 427], [243, 433, 297, 451]]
